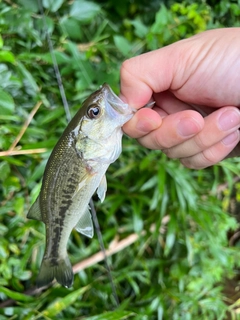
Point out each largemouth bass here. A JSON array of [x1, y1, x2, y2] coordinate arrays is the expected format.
[[27, 84, 134, 288]]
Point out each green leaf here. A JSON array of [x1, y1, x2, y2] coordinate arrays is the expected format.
[[43, 0, 65, 12], [86, 310, 136, 320], [42, 286, 89, 317], [0, 51, 15, 63], [0, 35, 3, 49], [0, 287, 34, 302], [18, 0, 40, 12], [140, 176, 158, 191], [70, 0, 101, 22], [35, 15, 54, 34], [0, 156, 25, 166], [0, 89, 15, 115], [39, 108, 65, 125], [0, 115, 20, 121], [151, 5, 170, 33], [39, 51, 70, 65], [131, 19, 148, 38], [16, 61, 39, 93], [60, 17, 83, 40], [113, 36, 132, 56], [164, 216, 177, 257], [0, 161, 10, 181]]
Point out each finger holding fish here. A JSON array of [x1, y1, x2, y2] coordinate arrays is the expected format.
[[122, 107, 162, 139], [122, 101, 204, 148]]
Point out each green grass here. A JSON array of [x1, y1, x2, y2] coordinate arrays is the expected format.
[[1, 0, 240, 319]]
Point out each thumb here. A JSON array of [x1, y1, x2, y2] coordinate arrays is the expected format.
[[119, 45, 176, 109]]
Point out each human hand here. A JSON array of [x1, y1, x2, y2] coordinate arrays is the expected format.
[[120, 28, 240, 169]]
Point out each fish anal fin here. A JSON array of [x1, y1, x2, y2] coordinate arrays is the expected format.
[[75, 206, 94, 238], [27, 196, 42, 221], [97, 174, 107, 203]]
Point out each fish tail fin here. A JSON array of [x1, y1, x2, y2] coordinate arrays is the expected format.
[[36, 256, 74, 288]]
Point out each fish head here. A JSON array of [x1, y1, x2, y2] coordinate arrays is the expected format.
[[74, 83, 134, 164], [80, 83, 134, 140]]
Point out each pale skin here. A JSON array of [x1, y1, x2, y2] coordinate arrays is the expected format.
[[120, 28, 240, 169]]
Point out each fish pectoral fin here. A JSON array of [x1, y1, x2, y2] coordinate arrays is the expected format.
[[75, 206, 94, 238], [97, 174, 107, 203], [27, 196, 43, 221], [72, 174, 91, 199]]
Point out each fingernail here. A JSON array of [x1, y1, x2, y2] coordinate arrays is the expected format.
[[219, 110, 240, 131], [177, 117, 201, 137], [222, 131, 240, 145]]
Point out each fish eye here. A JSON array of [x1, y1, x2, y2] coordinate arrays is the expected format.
[[87, 104, 101, 119]]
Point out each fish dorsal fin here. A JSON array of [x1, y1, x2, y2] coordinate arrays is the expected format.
[[97, 174, 107, 203], [27, 196, 42, 221], [75, 206, 94, 238]]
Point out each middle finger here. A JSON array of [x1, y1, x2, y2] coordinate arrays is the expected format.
[[163, 106, 240, 158]]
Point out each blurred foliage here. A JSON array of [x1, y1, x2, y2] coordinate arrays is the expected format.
[[0, 0, 240, 319]]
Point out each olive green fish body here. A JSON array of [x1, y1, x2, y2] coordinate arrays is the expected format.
[[27, 84, 133, 287]]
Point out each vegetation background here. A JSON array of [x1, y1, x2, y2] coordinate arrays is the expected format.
[[1, 0, 240, 319]]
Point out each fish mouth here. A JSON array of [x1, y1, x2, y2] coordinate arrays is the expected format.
[[101, 83, 134, 116]]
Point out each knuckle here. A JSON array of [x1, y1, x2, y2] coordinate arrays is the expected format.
[[148, 133, 166, 150], [162, 147, 176, 158], [180, 153, 210, 170], [120, 59, 135, 78], [194, 134, 209, 151], [202, 148, 221, 166], [180, 158, 197, 169]]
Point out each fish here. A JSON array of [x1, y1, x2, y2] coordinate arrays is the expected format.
[[27, 83, 134, 288]]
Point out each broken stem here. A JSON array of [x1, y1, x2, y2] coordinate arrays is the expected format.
[[9, 101, 42, 151]]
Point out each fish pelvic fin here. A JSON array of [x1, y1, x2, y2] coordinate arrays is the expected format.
[[97, 174, 107, 203], [75, 205, 94, 238], [36, 256, 74, 288], [27, 196, 42, 221]]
